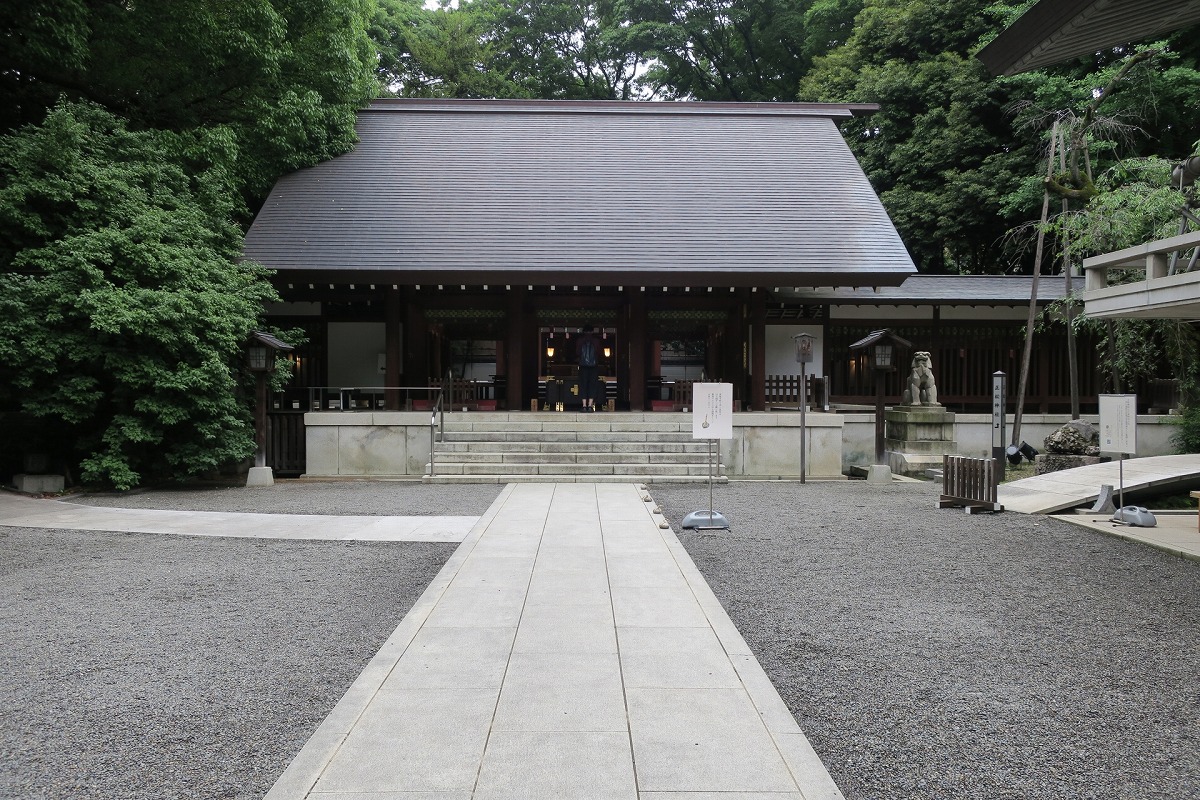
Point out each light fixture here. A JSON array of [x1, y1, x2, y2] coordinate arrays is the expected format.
[[247, 345, 271, 372], [874, 343, 893, 369], [603, 347, 611, 359]]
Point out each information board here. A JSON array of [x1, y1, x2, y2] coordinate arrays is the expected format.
[[1099, 394, 1137, 455], [692, 382, 733, 440]]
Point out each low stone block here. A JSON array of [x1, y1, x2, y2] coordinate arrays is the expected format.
[[14, 474, 64, 493]]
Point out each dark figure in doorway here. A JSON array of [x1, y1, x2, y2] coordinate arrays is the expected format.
[[577, 325, 599, 412]]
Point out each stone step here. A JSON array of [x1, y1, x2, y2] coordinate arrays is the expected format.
[[441, 420, 690, 434], [427, 462, 723, 477], [441, 430, 696, 443], [436, 441, 707, 454], [432, 451, 711, 465], [423, 474, 728, 485]]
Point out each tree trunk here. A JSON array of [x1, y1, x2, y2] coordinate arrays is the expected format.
[[1013, 121, 1059, 447]]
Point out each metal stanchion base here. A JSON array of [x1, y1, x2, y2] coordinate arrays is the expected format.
[[682, 510, 729, 530]]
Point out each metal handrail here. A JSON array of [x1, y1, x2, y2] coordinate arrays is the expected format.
[[429, 379, 446, 477]]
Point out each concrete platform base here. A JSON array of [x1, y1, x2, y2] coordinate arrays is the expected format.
[[245, 466, 275, 487], [13, 474, 64, 494]]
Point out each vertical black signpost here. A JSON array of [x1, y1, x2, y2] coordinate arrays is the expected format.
[[992, 371, 1006, 485]]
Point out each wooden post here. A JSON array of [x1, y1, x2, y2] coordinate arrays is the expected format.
[[385, 287, 402, 410], [507, 287, 524, 411], [751, 291, 766, 411], [628, 293, 646, 411]]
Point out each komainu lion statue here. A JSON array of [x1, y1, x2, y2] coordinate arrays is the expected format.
[[901, 352, 938, 406]]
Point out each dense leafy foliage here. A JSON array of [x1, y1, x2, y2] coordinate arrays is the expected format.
[[0, 102, 277, 488], [0, 1, 377, 488]]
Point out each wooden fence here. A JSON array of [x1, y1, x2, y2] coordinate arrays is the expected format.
[[267, 411, 306, 477], [938, 455, 1003, 514]]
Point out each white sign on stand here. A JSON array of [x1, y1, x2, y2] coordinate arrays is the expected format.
[[692, 382, 734, 440], [683, 383, 733, 530], [1099, 393, 1138, 520], [1099, 394, 1137, 455]]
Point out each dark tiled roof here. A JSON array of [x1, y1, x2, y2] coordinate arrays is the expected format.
[[243, 99, 915, 288], [978, 0, 1200, 76], [773, 274, 1082, 304]]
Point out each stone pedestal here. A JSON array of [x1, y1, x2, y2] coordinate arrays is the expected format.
[[245, 466, 275, 487], [884, 405, 957, 477]]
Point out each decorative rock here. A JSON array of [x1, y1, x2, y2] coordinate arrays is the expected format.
[[1043, 420, 1099, 455], [1035, 454, 1102, 475]]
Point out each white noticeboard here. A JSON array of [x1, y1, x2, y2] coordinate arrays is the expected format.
[[1099, 394, 1137, 455], [692, 382, 734, 440]]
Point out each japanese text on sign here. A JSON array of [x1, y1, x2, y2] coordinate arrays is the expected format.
[[692, 383, 733, 440], [1099, 394, 1137, 455]]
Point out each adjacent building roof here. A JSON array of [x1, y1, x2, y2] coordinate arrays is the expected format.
[[978, 0, 1200, 75], [243, 99, 916, 289], [775, 274, 1082, 304]]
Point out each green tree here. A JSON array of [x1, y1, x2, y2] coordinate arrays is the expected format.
[[799, 0, 1044, 273], [0, 102, 279, 489], [375, 0, 646, 100], [2, 0, 378, 205], [622, 0, 814, 100]]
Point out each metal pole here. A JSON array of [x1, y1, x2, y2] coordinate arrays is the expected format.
[[429, 414, 436, 476], [874, 372, 885, 464], [1118, 453, 1125, 511], [800, 363, 807, 484], [708, 438, 715, 521]]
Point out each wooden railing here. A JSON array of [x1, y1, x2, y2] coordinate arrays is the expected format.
[[938, 455, 1003, 514], [763, 374, 827, 409]]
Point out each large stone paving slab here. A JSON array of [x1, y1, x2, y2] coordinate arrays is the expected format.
[[264, 482, 844, 799]]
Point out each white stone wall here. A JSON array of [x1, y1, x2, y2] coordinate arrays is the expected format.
[[304, 411, 1183, 478]]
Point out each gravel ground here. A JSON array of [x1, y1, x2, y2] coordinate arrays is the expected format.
[[0, 481, 502, 799], [650, 479, 1200, 800], [8, 479, 1199, 800]]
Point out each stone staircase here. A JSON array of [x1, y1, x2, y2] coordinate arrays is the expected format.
[[423, 412, 726, 483]]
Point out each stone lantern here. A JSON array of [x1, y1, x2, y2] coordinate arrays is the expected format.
[[849, 329, 911, 467]]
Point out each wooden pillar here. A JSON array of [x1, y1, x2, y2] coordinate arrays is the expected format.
[[706, 324, 721, 381], [404, 297, 428, 388], [628, 293, 646, 411], [750, 290, 766, 411], [385, 287, 402, 410], [506, 287, 525, 411], [726, 291, 749, 410]]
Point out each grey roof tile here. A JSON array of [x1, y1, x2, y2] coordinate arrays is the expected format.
[[243, 100, 916, 288]]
